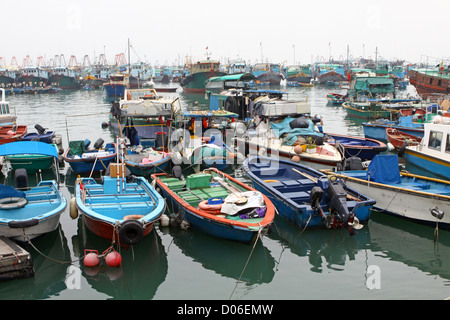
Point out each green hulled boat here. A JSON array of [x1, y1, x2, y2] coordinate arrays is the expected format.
[[181, 58, 226, 93], [49, 67, 80, 89], [342, 101, 391, 120], [6, 144, 59, 173]]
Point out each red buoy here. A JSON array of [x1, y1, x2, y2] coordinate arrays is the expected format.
[[83, 250, 100, 267], [105, 251, 122, 267]]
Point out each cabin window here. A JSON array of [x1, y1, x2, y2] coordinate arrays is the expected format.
[[446, 134, 450, 153], [438, 79, 442, 86], [429, 77, 433, 85], [428, 130, 443, 150]]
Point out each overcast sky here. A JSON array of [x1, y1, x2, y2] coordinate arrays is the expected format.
[[1, 0, 449, 67]]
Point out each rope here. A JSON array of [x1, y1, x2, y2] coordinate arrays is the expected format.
[[24, 232, 84, 264], [228, 227, 263, 300]]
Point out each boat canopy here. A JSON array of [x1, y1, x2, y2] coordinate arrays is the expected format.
[[206, 73, 256, 83], [0, 141, 58, 158], [352, 77, 395, 94]]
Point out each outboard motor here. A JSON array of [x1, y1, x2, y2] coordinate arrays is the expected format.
[[327, 178, 350, 225], [35, 124, 46, 135], [93, 138, 104, 149], [172, 165, 184, 180]]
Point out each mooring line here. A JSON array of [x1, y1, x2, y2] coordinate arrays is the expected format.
[[228, 227, 263, 300]]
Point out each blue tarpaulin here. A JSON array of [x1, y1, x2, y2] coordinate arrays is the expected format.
[[0, 184, 26, 199], [270, 117, 323, 145], [367, 154, 401, 184]]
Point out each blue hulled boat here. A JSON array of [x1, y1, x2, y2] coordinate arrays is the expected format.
[[104, 73, 129, 98], [63, 139, 117, 174], [0, 141, 66, 242], [242, 156, 376, 234], [324, 132, 387, 160], [362, 116, 424, 142], [74, 164, 165, 246]]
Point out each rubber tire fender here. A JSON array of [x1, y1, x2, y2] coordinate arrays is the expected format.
[[119, 219, 144, 245]]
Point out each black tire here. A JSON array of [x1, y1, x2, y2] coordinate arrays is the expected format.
[[119, 219, 144, 245]]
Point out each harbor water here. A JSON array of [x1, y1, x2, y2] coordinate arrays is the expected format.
[[0, 85, 449, 301]]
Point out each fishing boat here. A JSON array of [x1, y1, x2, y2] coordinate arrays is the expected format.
[[170, 110, 240, 171], [409, 66, 450, 97], [63, 138, 117, 174], [242, 156, 376, 234], [6, 143, 59, 173], [104, 73, 129, 98], [322, 154, 450, 230], [109, 88, 181, 140], [362, 116, 424, 142], [151, 167, 275, 243], [74, 161, 165, 246], [326, 93, 346, 105], [252, 63, 284, 85], [16, 67, 49, 87], [181, 57, 226, 93], [386, 128, 421, 151], [315, 64, 346, 84], [122, 144, 172, 177], [342, 101, 392, 120], [0, 88, 17, 126], [324, 132, 387, 161], [404, 116, 450, 180], [48, 67, 80, 89], [0, 141, 66, 242], [0, 124, 27, 145], [286, 65, 312, 84], [21, 124, 55, 143], [236, 115, 343, 170]]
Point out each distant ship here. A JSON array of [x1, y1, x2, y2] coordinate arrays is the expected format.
[[181, 58, 226, 93], [49, 67, 80, 89]]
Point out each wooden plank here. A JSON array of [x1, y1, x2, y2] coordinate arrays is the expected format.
[[0, 236, 34, 282]]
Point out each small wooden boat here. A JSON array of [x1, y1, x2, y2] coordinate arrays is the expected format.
[[0, 141, 66, 242], [0, 125, 27, 145], [324, 132, 387, 160], [342, 101, 391, 120], [386, 128, 421, 151], [323, 154, 450, 230], [326, 93, 346, 105], [6, 143, 59, 173], [242, 156, 376, 234], [122, 144, 172, 177], [63, 138, 117, 174], [151, 167, 275, 243], [21, 124, 55, 143], [74, 162, 165, 246], [170, 110, 239, 171]]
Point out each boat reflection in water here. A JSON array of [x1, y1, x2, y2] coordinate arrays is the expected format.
[[269, 216, 371, 273], [73, 218, 168, 300], [164, 226, 275, 285], [369, 211, 450, 281]]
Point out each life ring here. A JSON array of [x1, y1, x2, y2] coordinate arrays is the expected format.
[[123, 214, 145, 220], [198, 200, 222, 212], [0, 197, 28, 210], [119, 219, 144, 245]]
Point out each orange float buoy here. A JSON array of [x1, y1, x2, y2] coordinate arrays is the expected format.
[[105, 251, 122, 268], [294, 145, 303, 154], [84, 250, 100, 267], [291, 155, 301, 163]]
